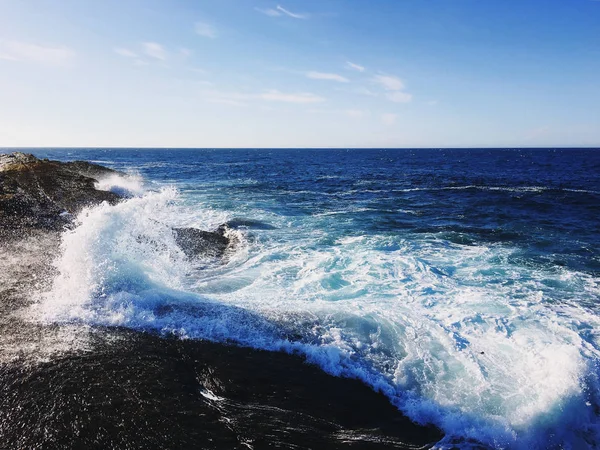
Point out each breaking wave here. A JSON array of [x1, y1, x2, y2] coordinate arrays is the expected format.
[[32, 174, 600, 449]]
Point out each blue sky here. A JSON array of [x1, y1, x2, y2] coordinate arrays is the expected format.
[[0, 0, 598, 148]]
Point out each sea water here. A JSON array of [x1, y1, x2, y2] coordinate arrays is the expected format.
[[21, 148, 600, 448]]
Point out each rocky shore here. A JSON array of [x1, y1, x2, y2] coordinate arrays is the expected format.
[[0, 153, 444, 449]]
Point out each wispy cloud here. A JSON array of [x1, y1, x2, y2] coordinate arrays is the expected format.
[[143, 42, 167, 60], [373, 75, 405, 91], [381, 113, 397, 125], [195, 22, 217, 38], [345, 61, 365, 72], [255, 7, 282, 17], [117, 44, 190, 65], [256, 5, 309, 19], [373, 74, 412, 103], [115, 48, 143, 66], [0, 40, 74, 65], [306, 71, 349, 83], [276, 5, 309, 19]]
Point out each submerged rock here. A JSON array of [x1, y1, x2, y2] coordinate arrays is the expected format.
[[173, 227, 230, 258]]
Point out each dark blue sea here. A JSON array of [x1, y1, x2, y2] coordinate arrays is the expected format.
[[21, 148, 600, 448]]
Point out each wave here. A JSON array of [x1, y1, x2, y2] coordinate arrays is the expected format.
[[30, 176, 600, 449], [95, 173, 147, 197]]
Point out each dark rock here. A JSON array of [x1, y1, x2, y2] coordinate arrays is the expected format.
[[173, 227, 230, 258], [0, 328, 443, 449], [0, 152, 123, 235], [62, 160, 121, 179]]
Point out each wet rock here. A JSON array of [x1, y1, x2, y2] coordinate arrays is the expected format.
[[0, 152, 123, 235], [173, 227, 230, 258], [0, 328, 444, 449], [62, 160, 121, 179]]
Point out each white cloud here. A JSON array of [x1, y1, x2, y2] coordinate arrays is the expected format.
[[373, 75, 405, 91], [345, 61, 365, 72], [114, 47, 138, 58], [142, 42, 167, 60], [381, 113, 397, 125], [259, 89, 324, 103], [306, 71, 349, 83], [373, 74, 412, 103], [255, 7, 282, 16], [195, 22, 217, 38], [0, 40, 74, 65], [276, 5, 309, 19], [387, 91, 412, 103], [117, 44, 183, 65]]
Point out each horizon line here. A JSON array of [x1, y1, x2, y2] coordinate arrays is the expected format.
[[1, 146, 599, 150]]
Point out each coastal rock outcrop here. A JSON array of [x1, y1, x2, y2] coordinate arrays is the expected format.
[[0, 153, 230, 258], [0, 152, 122, 234]]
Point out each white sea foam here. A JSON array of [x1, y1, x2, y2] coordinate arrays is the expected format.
[[31, 181, 600, 449], [95, 173, 147, 197]]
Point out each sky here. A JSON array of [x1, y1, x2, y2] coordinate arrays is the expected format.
[[0, 0, 599, 148]]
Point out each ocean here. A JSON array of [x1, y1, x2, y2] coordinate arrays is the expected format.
[[14, 148, 600, 448]]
